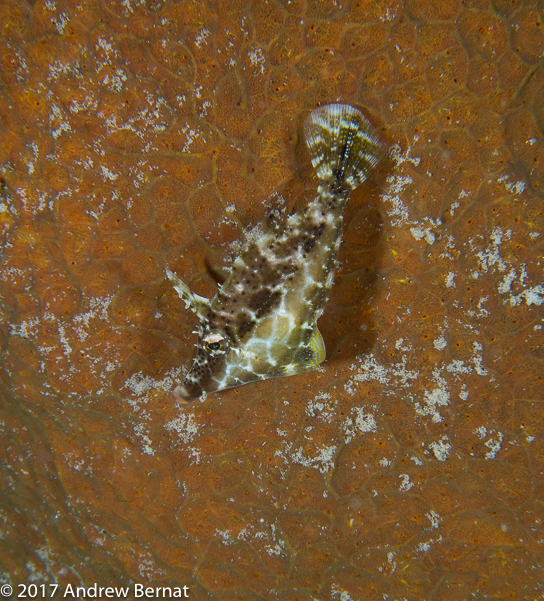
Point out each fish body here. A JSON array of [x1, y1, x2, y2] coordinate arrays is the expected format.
[[168, 104, 385, 401]]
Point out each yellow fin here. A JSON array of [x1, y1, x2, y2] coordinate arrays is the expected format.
[[282, 325, 326, 376]]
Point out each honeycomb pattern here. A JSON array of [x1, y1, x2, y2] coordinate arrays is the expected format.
[[1, 0, 543, 599]]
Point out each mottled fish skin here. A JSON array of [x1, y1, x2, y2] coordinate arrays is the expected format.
[[168, 104, 385, 401]]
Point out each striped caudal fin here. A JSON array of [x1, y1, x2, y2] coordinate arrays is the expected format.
[[304, 103, 385, 189]]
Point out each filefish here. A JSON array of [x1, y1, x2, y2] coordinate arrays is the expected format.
[[167, 103, 385, 401]]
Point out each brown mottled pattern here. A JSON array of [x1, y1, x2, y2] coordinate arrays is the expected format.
[[179, 156, 362, 400], [212, 211, 330, 342], [1, 0, 543, 599]]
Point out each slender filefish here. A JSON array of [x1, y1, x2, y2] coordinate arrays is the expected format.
[[167, 103, 385, 401]]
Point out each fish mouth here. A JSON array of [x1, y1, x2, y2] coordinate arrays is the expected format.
[[173, 382, 202, 403]]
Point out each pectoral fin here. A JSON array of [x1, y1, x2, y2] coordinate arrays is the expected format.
[[282, 324, 326, 376], [166, 269, 210, 320]]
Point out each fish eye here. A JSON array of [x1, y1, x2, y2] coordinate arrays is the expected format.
[[202, 332, 230, 357]]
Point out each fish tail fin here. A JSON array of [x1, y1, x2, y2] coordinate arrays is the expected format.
[[304, 103, 385, 190]]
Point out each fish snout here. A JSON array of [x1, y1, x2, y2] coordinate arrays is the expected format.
[[173, 382, 202, 403]]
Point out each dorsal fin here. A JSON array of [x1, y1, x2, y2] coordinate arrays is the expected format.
[[166, 269, 210, 321]]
